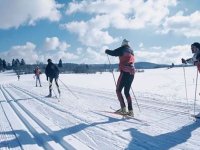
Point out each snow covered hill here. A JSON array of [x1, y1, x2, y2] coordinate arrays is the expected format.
[[1, 67, 200, 150]]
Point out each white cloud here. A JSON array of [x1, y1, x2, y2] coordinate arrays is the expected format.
[[79, 47, 108, 64], [159, 11, 200, 37], [61, 20, 118, 47], [44, 37, 70, 51], [39, 50, 79, 64], [66, 0, 134, 15], [0, 0, 62, 29], [63, 0, 177, 47], [135, 44, 191, 64], [66, 0, 177, 29], [0, 38, 77, 64], [0, 42, 39, 64]]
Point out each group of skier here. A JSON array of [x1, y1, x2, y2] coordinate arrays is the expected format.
[[26, 39, 200, 117]]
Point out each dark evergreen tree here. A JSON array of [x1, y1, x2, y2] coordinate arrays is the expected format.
[[12, 59, 15, 68], [20, 59, 25, 66], [15, 59, 20, 67], [2, 59, 6, 69], [58, 59, 63, 67], [0, 58, 3, 71]]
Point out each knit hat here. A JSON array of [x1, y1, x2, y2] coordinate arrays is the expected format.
[[121, 39, 129, 46]]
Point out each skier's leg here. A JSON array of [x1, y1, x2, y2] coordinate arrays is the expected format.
[[48, 78, 53, 96], [55, 78, 60, 94], [124, 72, 134, 111], [116, 72, 126, 110], [38, 76, 42, 86], [36, 76, 38, 87]]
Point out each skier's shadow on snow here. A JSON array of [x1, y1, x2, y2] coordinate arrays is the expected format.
[[0, 130, 37, 148], [0, 113, 126, 149], [125, 120, 200, 150], [54, 112, 128, 139]]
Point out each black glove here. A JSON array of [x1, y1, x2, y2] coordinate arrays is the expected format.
[[105, 49, 109, 54], [181, 58, 187, 64]]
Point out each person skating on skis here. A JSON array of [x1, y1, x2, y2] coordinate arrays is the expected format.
[[105, 39, 135, 116], [34, 66, 42, 87], [45, 59, 61, 97], [182, 42, 200, 118]]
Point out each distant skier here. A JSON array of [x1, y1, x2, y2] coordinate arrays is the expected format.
[[105, 39, 135, 116], [34, 66, 42, 87], [182, 42, 200, 118], [17, 74, 20, 81], [45, 59, 61, 97]]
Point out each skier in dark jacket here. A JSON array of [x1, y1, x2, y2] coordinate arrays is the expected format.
[[45, 59, 61, 97], [105, 39, 135, 116]]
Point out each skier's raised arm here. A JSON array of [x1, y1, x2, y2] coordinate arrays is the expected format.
[[105, 47, 124, 56]]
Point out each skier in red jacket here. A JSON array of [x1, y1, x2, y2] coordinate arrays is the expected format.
[[34, 66, 42, 87], [105, 39, 135, 116]]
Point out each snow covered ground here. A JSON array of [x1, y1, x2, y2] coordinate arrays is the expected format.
[[1, 66, 200, 150]]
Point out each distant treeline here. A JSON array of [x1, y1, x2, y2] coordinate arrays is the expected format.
[[1, 58, 188, 75]]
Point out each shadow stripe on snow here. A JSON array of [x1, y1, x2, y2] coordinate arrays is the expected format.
[[1, 85, 69, 150], [9, 84, 94, 150]]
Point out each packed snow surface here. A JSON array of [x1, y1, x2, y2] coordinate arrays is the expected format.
[[1, 67, 200, 150]]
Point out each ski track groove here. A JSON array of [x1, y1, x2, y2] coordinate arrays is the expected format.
[[10, 84, 132, 149], [0, 86, 46, 150], [68, 86, 197, 117], [10, 84, 151, 149], [0, 101, 22, 150], [2, 85, 88, 150], [1, 85, 68, 150], [69, 85, 191, 108], [10, 84, 200, 149], [9, 84, 95, 150], [50, 86, 200, 148]]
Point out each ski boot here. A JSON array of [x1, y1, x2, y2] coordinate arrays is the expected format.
[[127, 110, 134, 117], [46, 94, 52, 97], [46, 89, 52, 97], [115, 107, 127, 115]]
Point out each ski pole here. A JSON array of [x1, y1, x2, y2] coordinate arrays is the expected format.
[[131, 87, 141, 112], [58, 78, 79, 99], [107, 54, 141, 112], [107, 55, 117, 86], [194, 68, 199, 116], [182, 64, 189, 113]]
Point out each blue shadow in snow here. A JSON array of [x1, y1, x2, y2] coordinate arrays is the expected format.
[[125, 120, 200, 150], [0, 112, 123, 149]]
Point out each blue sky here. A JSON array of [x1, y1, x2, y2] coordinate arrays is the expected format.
[[0, 0, 199, 64]]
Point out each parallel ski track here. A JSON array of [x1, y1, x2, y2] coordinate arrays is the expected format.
[[10, 84, 148, 127], [68, 85, 191, 108], [1, 85, 72, 150], [10, 84, 200, 149], [64, 86, 194, 116], [11, 85, 138, 148], [0, 91, 23, 150]]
